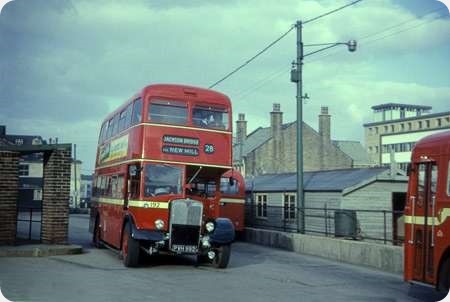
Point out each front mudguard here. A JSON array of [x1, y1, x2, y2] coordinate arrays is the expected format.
[[209, 218, 235, 245]]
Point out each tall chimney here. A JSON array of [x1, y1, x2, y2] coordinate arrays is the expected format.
[[236, 113, 247, 145], [271, 103, 283, 137], [236, 113, 247, 167], [319, 106, 330, 142], [271, 103, 283, 172]]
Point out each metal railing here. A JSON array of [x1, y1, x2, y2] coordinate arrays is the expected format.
[[245, 203, 404, 245]]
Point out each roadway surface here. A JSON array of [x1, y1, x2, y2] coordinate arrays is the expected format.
[[0, 214, 446, 302]]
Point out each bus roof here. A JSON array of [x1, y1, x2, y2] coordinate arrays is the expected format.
[[102, 83, 230, 123], [411, 130, 450, 160]]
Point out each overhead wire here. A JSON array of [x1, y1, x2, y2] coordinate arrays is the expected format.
[[232, 6, 446, 101], [208, 0, 364, 89]]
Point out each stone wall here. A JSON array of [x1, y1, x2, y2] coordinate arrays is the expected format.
[[0, 151, 19, 245]]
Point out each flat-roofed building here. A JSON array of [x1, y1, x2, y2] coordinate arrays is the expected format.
[[363, 103, 450, 171]]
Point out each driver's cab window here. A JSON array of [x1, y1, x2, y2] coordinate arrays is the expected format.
[[144, 164, 182, 197]]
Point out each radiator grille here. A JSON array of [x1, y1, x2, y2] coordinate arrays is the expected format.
[[169, 199, 203, 251]]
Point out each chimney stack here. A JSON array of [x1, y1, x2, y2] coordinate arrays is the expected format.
[[0, 125, 5, 136], [271, 103, 283, 172], [236, 113, 247, 145], [318, 106, 330, 142], [271, 103, 283, 136]]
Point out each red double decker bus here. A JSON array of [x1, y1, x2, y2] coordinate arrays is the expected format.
[[219, 169, 245, 234], [404, 130, 450, 292], [89, 84, 236, 268]]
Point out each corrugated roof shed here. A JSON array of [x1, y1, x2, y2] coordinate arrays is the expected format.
[[246, 168, 391, 192]]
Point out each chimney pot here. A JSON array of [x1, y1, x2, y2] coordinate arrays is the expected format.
[[273, 103, 281, 112], [238, 113, 245, 121], [321, 106, 329, 115]]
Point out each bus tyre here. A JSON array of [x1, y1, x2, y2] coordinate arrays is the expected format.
[[213, 245, 231, 269], [122, 223, 140, 268], [93, 216, 104, 249], [439, 258, 450, 293]]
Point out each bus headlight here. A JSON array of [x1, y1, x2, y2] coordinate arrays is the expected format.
[[205, 221, 215, 233], [155, 219, 165, 230]]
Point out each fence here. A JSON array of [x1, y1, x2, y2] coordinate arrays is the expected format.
[[245, 203, 404, 245]]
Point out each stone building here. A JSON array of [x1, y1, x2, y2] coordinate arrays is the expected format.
[[364, 103, 450, 170], [234, 104, 371, 176]]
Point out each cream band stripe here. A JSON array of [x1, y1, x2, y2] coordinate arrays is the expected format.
[[404, 208, 450, 226], [96, 158, 232, 170], [220, 198, 245, 204], [97, 197, 169, 209]]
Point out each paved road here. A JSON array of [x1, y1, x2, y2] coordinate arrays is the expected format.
[[0, 215, 446, 302]]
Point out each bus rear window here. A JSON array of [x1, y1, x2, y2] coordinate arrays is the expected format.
[[193, 106, 229, 130], [149, 100, 187, 125]]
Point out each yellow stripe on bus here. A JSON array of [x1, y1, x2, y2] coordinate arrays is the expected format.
[[98, 197, 124, 206], [404, 208, 450, 226], [128, 200, 169, 209], [220, 198, 245, 204], [97, 197, 168, 209]]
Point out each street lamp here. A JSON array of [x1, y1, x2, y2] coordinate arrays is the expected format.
[[291, 20, 357, 234]]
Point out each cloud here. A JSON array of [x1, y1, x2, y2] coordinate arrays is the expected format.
[[0, 0, 449, 170]]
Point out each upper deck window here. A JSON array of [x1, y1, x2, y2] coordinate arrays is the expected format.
[[148, 100, 187, 125], [131, 98, 143, 125], [193, 106, 229, 130]]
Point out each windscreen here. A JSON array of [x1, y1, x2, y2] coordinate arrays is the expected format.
[[192, 106, 229, 130], [144, 164, 183, 197]]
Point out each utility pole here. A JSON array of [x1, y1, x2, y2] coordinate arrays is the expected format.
[[295, 20, 305, 234], [74, 143, 78, 209]]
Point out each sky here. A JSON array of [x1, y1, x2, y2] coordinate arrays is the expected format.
[[0, 0, 449, 173]]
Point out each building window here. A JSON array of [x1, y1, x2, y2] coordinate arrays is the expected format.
[[375, 146, 379, 153], [15, 138, 24, 145], [384, 126, 388, 132], [368, 146, 373, 152], [19, 164, 29, 176], [391, 125, 395, 132], [401, 123, 405, 131], [33, 189, 42, 201], [256, 194, 267, 218], [283, 194, 296, 220], [446, 117, 450, 124], [408, 122, 412, 130], [437, 118, 442, 127], [375, 127, 378, 134], [426, 120, 430, 128], [418, 121, 422, 129]]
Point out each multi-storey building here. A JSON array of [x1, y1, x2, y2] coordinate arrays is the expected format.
[[364, 103, 450, 170]]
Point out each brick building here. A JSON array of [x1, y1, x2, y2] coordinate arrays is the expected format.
[[234, 104, 372, 176], [0, 125, 72, 244], [364, 103, 450, 170]]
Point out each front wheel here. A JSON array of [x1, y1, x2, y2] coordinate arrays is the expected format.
[[121, 223, 140, 267], [92, 216, 104, 249], [212, 245, 231, 269]]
